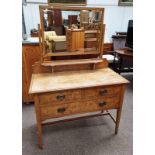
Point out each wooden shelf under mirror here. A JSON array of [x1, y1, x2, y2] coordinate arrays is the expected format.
[[41, 58, 103, 67], [43, 49, 99, 57]]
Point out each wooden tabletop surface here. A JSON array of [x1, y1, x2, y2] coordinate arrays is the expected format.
[[115, 49, 133, 57], [29, 68, 129, 94]]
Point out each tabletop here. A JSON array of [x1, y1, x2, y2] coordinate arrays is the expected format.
[[29, 68, 129, 94], [115, 49, 133, 57]]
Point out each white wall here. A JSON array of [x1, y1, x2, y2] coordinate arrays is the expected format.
[[23, 0, 133, 42]]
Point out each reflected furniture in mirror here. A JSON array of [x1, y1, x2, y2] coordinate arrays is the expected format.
[[66, 28, 84, 51]]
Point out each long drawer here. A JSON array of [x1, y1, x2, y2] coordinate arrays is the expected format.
[[39, 85, 121, 107], [40, 96, 120, 120]]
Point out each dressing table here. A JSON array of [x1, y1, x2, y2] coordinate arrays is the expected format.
[[29, 5, 129, 149]]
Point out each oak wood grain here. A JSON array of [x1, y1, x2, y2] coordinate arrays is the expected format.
[[29, 68, 129, 94]]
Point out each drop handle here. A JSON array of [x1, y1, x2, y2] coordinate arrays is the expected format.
[[56, 94, 65, 101], [57, 107, 66, 113], [99, 89, 108, 96], [98, 101, 107, 107]]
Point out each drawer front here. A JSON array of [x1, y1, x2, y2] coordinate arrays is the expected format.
[[41, 104, 69, 120], [40, 96, 120, 120], [80, 97, 120, 113], [39, 89, 82, 106], [83, 86, 121, 99]]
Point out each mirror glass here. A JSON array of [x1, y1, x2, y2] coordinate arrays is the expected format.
[[40, 7, 103, 55]]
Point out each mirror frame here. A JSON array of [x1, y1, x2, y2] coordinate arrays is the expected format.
[[39, 5, 105, 61]]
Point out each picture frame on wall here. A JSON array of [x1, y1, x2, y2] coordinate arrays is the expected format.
[[118, 0, 133, 6], [48, 0, 86, 6]]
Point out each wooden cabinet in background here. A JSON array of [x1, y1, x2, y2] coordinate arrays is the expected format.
[[22, 44, 41, 103], [103, 43, 113, 54]]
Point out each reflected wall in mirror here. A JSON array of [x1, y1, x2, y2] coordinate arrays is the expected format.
[[39, 6, 105, 59]]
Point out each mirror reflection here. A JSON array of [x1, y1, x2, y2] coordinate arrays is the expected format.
[[41, 7, 103, 54]]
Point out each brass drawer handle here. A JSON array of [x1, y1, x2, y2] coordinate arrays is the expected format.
[[57, 107, 66, 113], [56, 94, 65, 101], [98, 101, 107, 107], [99, 89, 108, 96]]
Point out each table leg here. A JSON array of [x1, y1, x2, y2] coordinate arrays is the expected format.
[[113, 51, 117, 71], [37, 123, 43, 149], [115, 108, 122, 134], [115, 85, 125, 134], [34, 95, 43, 149], [118, 57, 123, 74]]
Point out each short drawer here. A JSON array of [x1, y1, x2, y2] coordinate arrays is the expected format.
[[83, 85, 121, 99], [93, 96, 120, 110], [40, 96, 120, 120], [41, 104, 69, 119], [39, 89, 82, 106], [80, 96, 120, 113], [41, 102, 86, 120]]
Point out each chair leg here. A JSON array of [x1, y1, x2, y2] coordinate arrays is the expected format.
[[113, 52, 119, 73]]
